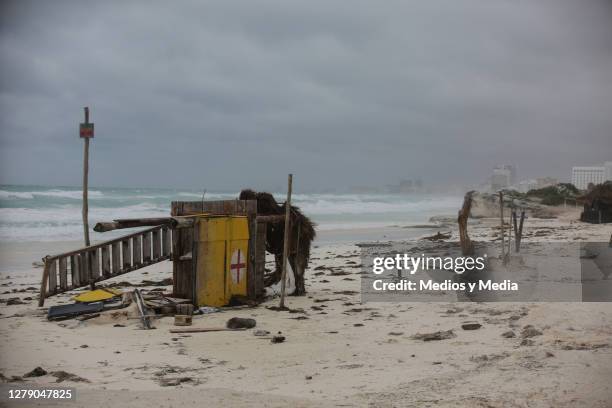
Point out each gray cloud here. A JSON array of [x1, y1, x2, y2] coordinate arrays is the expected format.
[[1, 0, 611, 191]]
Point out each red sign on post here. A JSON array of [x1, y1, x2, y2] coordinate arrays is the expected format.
[[79, 123, 94, 138]]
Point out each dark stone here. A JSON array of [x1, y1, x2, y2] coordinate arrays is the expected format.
[[226, 317, 256, 329], [24, 367, 47, 378], [271, 335, 286, 344]]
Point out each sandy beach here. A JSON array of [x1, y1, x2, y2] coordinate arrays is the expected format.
[[0, 207, 610, 407]]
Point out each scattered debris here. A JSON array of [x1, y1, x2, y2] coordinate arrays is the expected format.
[[422, 231, 452, 241], [24, 367, 47, 378], [411, 330, 456, 341], [502, 330, 516, 338], [271, 333, 286, 343], [158, 377, 193, 387], [51, 371, 90, 383], [555, 341, 609, 351], [174, 315, 192, 326], [199, 306, 220, 314], [338, 364, 363, 369], [333, 290, 359, 296], [134, 289, 153, 329], [253, 330, 270, 337], [388, 331, 404, 336], [77, 313, 100, 321], [169, 327, 246, 333], [521, 325, 543, 338], [329, 270, 351, 276], [47, 302, 104, 321], [74, 288, 122, 303], [461, 323, 482, 331]]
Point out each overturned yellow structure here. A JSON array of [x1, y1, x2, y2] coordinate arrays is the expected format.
[[194, 215, 249, 307]]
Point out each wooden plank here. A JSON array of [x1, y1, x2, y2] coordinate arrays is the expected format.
[[101, 245, 111, 277], [94, 217, 174, 232], [171, 202, 181, 297], [169, 327, 246, 333], [81, 252, 90, 284], [152, 228, 161, 260], [112, 242, 121, 274], [255, 220, 267, 299], [162, 227, 171, 256], [132, 234, 142, 266], [247, 215, 257, 300], [90, 249, 100, 281], [48, 259, 57, 295], [122, 239, 131, 270], [71, 254, 81, 287], [38, 260, 51, 306], [172, 201, 194, 300], [143, 231, 152, 262], [59, 257, 68, 290]]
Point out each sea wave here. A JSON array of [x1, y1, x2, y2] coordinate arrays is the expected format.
[[0, 189, 104, 200], [0, 186, 461, 242]]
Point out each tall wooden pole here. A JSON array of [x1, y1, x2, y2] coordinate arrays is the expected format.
[[82, 107, 91, 247], [499, 191, 505, 262], [279, 174, 293, 308]]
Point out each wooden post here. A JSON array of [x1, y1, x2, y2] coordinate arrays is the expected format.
[[499, 191, 505, 261], [82, 107, 91, 247], [507, 208, 512, 255], [457, 191, 474, 256], [38, 258, 50, 307], [279, 174, 293, 309], [512, 209, 519, 252], [517, 210, 525, 252]]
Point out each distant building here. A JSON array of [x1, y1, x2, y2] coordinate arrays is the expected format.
[[572, 162, 612, 190], [490, 165, 516, 191]]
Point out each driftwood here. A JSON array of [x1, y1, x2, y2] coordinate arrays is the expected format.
[[458, 191, 474, 256], [134, 289, 153, 329], [422, 231, 451, 241], [168, 327, 247, 333]]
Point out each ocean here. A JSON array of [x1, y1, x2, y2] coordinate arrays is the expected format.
[[0, 185, 461, 243]]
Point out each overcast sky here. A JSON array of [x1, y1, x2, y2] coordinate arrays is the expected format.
[[1, 0, 611, 191]]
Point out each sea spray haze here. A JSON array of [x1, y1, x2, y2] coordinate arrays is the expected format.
[[0, 185, 461, 242]]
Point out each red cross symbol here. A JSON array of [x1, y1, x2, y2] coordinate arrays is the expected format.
[[230, 249, 246, 284]]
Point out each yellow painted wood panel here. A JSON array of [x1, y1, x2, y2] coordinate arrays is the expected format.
[[195, 216, 249, 307]]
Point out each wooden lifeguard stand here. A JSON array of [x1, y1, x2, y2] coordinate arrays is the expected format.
[[39, 199, 272, 307]]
